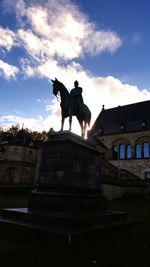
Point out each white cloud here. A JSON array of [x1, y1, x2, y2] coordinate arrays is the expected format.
[[0, 26, 17, 52], [0, 110, 62, 133], [0, 0, 122, 79], [0, 114, 48, 132], [24, 0, 121, 59], [0, 60, 19, 79], [8, 0, 122, 61]]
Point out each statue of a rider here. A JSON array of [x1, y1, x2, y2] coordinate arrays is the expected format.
[[70, 80, 84, 114]]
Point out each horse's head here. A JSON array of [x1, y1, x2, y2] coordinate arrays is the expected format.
[[51, 77, 70, 104], [51, 78, 60, 96]]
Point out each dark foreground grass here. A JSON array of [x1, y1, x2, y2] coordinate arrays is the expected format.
[[0, 195, 150, 267]]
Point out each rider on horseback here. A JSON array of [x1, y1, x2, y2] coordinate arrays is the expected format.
[[70, 80, 84, 114], [52, 78, 91, 137]]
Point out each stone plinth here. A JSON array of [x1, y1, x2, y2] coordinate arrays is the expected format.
[[28, 131, 105, 214], [0, 132, 134, 240]]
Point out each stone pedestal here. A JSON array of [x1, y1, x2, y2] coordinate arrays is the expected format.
[[0, 132, 134, 240], [28, 131, 106, 214]]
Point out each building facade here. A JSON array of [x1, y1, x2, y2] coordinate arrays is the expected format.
[[0, 130, 43, 185], [89, 100, 150, 181]]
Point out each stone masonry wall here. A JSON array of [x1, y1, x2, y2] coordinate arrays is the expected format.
[[109, 159, 150, 180], [102, 183, 146, 200]]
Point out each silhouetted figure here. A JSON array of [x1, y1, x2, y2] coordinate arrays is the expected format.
[[51, 78, 91, 138], [70, 80, 84, 114]]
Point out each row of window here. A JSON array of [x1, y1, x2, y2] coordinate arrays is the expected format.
[[112, 142, 150, 159]]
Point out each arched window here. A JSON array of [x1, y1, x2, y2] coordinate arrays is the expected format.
[[119, 144, 125, 159], [127, 145, 132, 159], [136, 144, 142, 158], [144, 171, 150, 179], [143, 142, 149, 158], [112, 145, 118, 160], [0, 147, 5, 160]]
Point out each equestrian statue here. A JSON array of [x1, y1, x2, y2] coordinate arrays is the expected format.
[[51, 78, 91, 138]]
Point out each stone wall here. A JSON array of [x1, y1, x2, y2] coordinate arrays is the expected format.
[[109, 159, 150, 180], [0, 144, 42, 185], [100, 158, 146, 200], [0, 163, 35, 184], [102, 183, 146, 200]]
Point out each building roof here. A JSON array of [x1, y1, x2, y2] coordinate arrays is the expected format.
[[89, 100, 150, 136]]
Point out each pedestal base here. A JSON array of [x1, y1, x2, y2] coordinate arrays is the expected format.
[[0, 132, 137, 242], [0, 207, 135, 241]]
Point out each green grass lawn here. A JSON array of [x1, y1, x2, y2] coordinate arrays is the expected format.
[[0, 195, 150, 266], [0, 195, 28, 210]]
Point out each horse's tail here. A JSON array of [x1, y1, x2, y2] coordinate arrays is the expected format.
[[83, 104, 91, 127], [88, 110, 91, 127]]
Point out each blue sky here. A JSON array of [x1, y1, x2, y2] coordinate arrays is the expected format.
[[1, 0, 150, 134]]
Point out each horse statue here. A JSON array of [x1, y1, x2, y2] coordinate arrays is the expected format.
[[51, 78, 91, 138]]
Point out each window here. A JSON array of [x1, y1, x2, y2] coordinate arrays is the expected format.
[[143, 142, 149, 158], [144, 172, 150, 179], [136, 144, 142, 158], [98, 127, 103, 134], [127, 145, 132, 159], [141, 121, 147, 128], [112, 145, 118, 160], [120, 124, 125, 131], [119, 144, 125, 159]]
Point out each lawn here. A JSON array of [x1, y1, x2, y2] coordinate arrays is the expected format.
[[0, 194, 149, 267]]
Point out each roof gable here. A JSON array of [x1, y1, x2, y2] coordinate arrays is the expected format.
[[89, 100, 150, 135]]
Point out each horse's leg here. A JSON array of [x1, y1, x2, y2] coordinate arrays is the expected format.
[[77, 117, 83, 137], [69, 116, 72, 131], [61, 115, 65, 131], [80, 119, 87, 138], [83, 122, 86, 138], [69, 110, 72, 132], [82, 121, 85, 138], [82, 122, 84, 138]]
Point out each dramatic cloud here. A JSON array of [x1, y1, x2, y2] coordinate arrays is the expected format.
[[22, 2, 121, 59], [0, 26, 16, 52], [0, 60, 19, 79], [0, 0, 122, 81], [2, 0, 122, 62]]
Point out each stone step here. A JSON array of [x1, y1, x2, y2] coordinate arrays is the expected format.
[[1, 208, 127, 229], [0, 214, 138, 239]]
